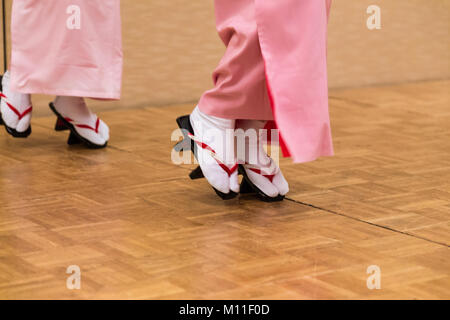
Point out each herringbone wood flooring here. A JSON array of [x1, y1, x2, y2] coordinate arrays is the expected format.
[[0, 81, 449, 299]]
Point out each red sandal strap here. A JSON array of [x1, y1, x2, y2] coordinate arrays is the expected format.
[[218, 162, 239, 176], [5, 102, 32, 120], [245, 160, 278, 183], [64, 117, 100, 133], [248, 168, 276, 183], [188, 132, 238, 177]]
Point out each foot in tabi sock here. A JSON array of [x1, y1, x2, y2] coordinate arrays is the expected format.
[[0, 71, 33, 138], [175, 106, 239, 200], [50, 96, 110, 149], [236, 120, 289, 202]]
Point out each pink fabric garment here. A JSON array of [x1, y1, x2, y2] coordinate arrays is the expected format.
[[199, 0, 273, 121], [199, 0, 334, 163], [10, 0, 123, 100]]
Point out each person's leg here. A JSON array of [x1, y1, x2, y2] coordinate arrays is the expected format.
[[178, 0, 290, 200], [7, 0, 122, 148], [198, 0, 272, 121], [0, 71, 32, 137], [236, 119, 289, 201], [189, 106, 239, 196], [51, 96, 109, 147]]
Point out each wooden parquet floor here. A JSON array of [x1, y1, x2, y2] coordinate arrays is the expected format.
[[0, 81, 449, 299]]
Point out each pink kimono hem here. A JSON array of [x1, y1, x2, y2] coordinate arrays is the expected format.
[[9, 0, 123, 100]]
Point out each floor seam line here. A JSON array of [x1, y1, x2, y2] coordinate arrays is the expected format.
[[285, 197, 449, 248]]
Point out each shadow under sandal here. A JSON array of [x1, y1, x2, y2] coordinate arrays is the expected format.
[[49, 102, 107, 149], [175, 114, 239, 200]]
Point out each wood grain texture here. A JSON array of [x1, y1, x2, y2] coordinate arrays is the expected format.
[[0, 81, 448, 299]]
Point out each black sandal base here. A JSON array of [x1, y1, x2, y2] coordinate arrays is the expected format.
[[0, 74, 32, 138], [3, 122, 32, 138], [175, 114, 238, 200], [238, 165, 285, 202], [49, 102, 107, 149]]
